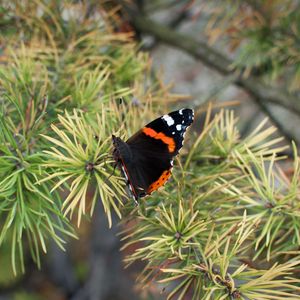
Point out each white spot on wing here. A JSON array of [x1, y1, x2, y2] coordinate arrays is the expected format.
[[162, 115, 174, 126], [121, 165, 138, 203], [179, 109, 184, 115], [121, 165, 128, 180], [172, 131, 175, 135], [176, 124, 182, 131]]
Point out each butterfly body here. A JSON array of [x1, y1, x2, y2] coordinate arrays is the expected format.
[[113, 108, 194, 201]]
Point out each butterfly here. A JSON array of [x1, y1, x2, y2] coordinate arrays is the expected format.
[[112, 108, 194, 202]]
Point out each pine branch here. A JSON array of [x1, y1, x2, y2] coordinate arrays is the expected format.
[[127, 14, 300, 116], [1, 2, 300, 300], [40, 109, 125, 227], [252, 97, 295, 143], [122, 107, 300, 299], [0, 0, 179, 279]]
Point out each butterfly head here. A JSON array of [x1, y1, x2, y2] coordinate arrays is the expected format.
[[112, 135, 133, 164]]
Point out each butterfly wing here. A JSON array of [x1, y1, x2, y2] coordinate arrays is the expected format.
[[128, 108, 194, 155], [124, 108, 194, 198], [125, 132, 173, 198]]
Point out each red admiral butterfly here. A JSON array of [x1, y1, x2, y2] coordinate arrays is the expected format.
[[112, 108, 194, 201]]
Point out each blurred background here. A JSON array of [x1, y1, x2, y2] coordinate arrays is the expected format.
[[0, 0, 299, 299]]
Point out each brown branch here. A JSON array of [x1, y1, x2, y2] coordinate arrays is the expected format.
[[142, 7, 191, 51], [251, 97, 295, 143], [129, 15, 300, 116]]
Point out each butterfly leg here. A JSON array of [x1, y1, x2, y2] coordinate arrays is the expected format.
[[103, 161, 118, 185]]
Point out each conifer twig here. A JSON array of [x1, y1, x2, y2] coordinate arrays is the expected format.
[[127, 14, 300, 116]]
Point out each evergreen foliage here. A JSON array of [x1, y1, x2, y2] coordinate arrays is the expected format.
[[0, 1, 299, 299], [122, 107, 300, 299], [0, 0, 164, 275], [204, 0, 300, 91]]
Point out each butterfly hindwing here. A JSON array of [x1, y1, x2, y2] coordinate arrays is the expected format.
[[125, 131, 173, 197]]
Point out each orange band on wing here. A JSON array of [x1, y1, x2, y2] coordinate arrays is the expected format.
[[142, 127, 175, 152], [148, 170, 171, 193]]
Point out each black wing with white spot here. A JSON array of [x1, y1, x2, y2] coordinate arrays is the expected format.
[[137, 108, 194, 155]]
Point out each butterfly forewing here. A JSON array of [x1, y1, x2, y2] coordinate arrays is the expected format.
[[127, 108, 194, 155]]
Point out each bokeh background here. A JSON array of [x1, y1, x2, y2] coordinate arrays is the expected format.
[[0, 1, 299, 300]]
